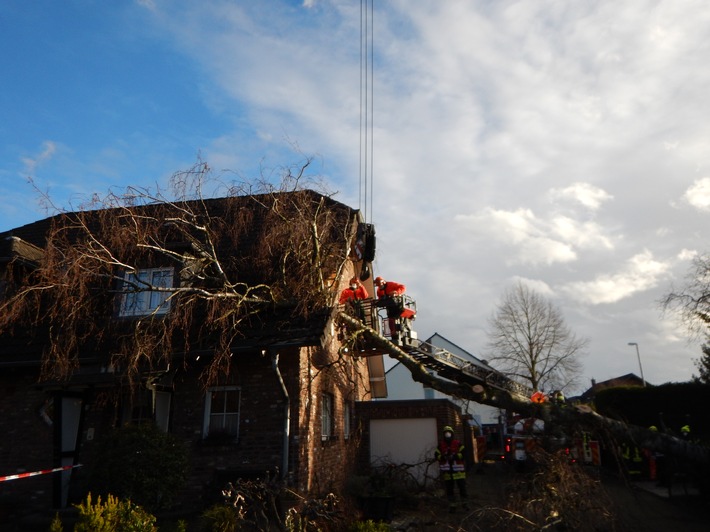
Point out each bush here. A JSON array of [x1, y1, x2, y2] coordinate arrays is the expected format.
[[201, 504, 240, 532], [594, 381, 710, 439], [49, 513, 63, 532], [74, 493, 157, 532], [87, 423, 189, 512], [348, 519, 392, 531]]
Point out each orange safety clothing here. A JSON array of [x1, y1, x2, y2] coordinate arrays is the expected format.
[[339, 283, 369, 304], [435, 439, 466, 480], [376, 280, 406, 299], [531, 391, 547, 403]]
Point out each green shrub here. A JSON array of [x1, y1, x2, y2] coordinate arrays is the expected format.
[[49, 513, 64, 532], [74, 493, 157, 532], [88, 423, 189, 512], [348, 520, 391, 531], [201, 503, 239, 532]]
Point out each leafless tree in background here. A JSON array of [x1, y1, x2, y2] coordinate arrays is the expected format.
[[661, 252, 710, 338], [486, 281, 587, 393]]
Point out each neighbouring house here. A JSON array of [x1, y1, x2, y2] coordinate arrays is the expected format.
[[0, 190, 386, 517], [382, 333, 504, 425], [382, 333, 506, 444], [578, 373, 647, 403]]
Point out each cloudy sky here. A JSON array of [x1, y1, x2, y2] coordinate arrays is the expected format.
[[2, 0, 710, 393]]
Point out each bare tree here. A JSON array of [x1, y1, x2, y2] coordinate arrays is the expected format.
[[694, 343, 710, 384], [661, 253, 710, 338], [0, 159, 355, 385], [486, 281, 587, 393]]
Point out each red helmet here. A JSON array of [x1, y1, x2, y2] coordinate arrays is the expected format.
[[374, 276, 384, 285], [349, 277, 359, 285]]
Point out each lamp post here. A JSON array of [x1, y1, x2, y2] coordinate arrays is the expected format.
[[627, 342, 646, 387]]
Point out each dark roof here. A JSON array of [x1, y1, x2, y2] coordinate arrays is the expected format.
[[0, 190, 354, 249], [0, 235, 44, 264], [579, 373, 646, 401]]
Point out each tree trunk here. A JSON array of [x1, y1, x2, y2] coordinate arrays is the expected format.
[[338, 311, 710, 469]]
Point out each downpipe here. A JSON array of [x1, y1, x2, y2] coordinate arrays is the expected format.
[[272, 353, 290, 480]]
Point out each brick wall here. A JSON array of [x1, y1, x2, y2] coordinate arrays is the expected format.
[[293, 339, 372, 495], [170, 350, 293, 505], [0, 368, 55, 515]]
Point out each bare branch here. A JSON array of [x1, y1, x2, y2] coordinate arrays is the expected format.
[[1, 161, 354, 386], [486, 281, 587, 393]]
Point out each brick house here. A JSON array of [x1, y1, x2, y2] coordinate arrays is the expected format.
[[0, 190, 384, 515]]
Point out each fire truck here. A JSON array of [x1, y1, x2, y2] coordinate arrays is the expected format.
[[503, 418, 601, 467]]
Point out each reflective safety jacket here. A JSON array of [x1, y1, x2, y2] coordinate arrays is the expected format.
[[376, 281, 406, 299], [339, 284, 369, 304], [435, 439, 466, 480]]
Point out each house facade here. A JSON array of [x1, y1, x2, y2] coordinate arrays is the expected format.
[[0, 191, 382, 517]]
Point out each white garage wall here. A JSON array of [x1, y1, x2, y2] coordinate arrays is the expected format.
[[370, 418, 438, 483]]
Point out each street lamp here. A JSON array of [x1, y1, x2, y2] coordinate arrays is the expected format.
[[627, 342, 646, 387]]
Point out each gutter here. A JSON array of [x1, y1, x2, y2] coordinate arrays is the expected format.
[[271, 352, 290, 480]]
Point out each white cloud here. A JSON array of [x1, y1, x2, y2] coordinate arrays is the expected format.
[[456, 207, 613, 266], [510, 276, 555, 297], [683, 177, 710, 211], [550, 216, 614, 251], [677, 248, 697, 261], [456, 207, 577, 265], [549, 182, 613, 211], [21, 141, 57, 175], [561, 251, 671, 304], [135, 0, 156, 10]]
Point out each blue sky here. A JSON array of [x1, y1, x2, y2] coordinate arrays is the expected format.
[[3, 0, 710, 393]]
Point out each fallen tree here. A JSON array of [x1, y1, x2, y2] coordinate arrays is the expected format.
[[338, 311, 710, 470]]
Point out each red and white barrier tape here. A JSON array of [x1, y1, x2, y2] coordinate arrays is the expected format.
[[0, 464, 82, 482]]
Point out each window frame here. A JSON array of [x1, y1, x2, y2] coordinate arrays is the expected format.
[[118, 267, 174, 317], [321, 393, 334, 441], [120, 385, 172, 432], [343, 401, 351, 440], [203, 385, 242, 441]]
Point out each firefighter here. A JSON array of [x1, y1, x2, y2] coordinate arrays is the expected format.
[[339, 277, 369, 321], [621, 442, 643, 477], [551, 390, 566, 406], [435, 425, 468, 513], [339, 277, 369, 304], [374, 276, 406, 299], [374, 276, 408, 344], [680, 424, 691, 440]]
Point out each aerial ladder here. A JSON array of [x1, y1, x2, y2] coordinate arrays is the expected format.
[[340, 295, 532, 399]]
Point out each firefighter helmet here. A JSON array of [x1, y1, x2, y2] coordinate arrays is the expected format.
[[374, 276, 384, 285], [443, 425, 454, 433], [681, 425, 691, 434], [349, 277, 359, 285]]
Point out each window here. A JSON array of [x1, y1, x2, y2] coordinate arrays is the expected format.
[[321, 393, 334, 441], [203, 386, 241, 440], [119, 268, 173, 317], [343, 401, 351, 440], [121, 386, 172, 432]]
